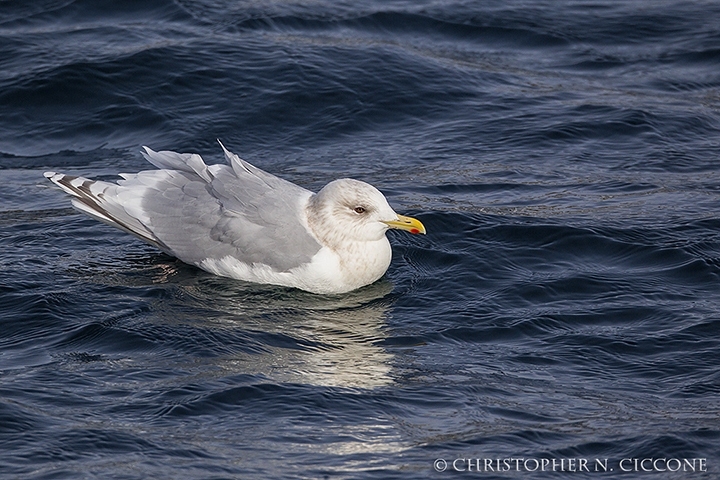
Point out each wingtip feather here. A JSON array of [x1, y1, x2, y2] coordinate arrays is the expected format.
[[217, 139, 234, 163], [217, 140, 253, 177]]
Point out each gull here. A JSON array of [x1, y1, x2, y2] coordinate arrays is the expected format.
[[44, 142, 425, 294]]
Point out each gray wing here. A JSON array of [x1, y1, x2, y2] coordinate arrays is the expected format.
[[46, 144, 323, 272]]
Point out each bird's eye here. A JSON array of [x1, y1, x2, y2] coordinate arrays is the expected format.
[[354, 206, 366, 214]]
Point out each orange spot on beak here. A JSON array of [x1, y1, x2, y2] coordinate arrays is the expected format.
[[382, 215, 426, 235]]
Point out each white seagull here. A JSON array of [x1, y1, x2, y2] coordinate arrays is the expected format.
[[45, 142, 425, 294]]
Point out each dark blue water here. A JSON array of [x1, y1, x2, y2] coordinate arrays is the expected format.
[[2, 0, 720, 478]]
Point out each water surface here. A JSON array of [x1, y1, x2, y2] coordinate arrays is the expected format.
[[1, 0, 719, 478]]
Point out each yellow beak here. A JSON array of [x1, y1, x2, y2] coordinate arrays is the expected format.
[[383, 214, 426, 235]]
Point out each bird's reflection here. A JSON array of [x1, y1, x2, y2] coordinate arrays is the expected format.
[[151, 258, 397, 389]]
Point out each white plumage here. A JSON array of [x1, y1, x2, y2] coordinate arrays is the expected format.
[[45, 142, 425, 294]]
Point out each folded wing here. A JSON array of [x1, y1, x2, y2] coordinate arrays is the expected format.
[[46, 144, 323, 273]]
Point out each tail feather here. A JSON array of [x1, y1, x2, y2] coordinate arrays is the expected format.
[[44, 172, 168, 252]]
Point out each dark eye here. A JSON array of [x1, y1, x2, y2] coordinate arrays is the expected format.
[[354, 206, 366, 214]]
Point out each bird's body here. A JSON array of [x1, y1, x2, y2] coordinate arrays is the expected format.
[[45, 143, 425, 294]]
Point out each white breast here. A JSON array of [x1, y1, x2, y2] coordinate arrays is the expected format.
[[287, 237, 392, 294]]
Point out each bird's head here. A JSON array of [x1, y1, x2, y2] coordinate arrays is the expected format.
[[307, 179, 425, 248]]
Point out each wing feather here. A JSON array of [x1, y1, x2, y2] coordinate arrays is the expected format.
[[46, 144, 323, 273]]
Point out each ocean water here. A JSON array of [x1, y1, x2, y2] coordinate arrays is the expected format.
[[1, 0, 720, 478]]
